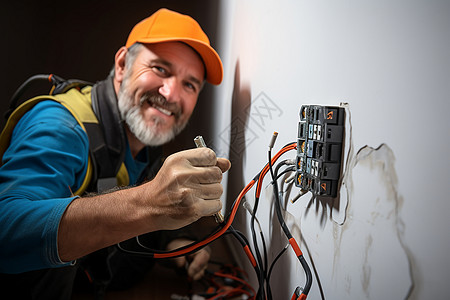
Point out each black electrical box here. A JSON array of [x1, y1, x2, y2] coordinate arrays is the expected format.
[[295, 105, 345, 197]]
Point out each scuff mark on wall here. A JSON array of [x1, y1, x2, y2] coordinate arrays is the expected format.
[[328, 104, 416, 299], [346, 143, 416, 299], [327, 141, 416, 299], [362, 234, 373, 297]]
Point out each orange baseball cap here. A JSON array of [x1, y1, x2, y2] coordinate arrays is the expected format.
[[125, 8, 223, 85]]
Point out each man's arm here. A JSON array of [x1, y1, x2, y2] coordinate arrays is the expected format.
[[0, 100, 230, 273], [0, 101, 90, 273], [58, 147, 231, 262]]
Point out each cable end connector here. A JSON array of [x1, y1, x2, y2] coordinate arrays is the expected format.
[[194, 135, 224, 224], [291, 189, 308, 204], [242, 200, 253, 214], [269, 131, 279, 150], [194, 135, 207, 148], [285, 158, 296, 165]]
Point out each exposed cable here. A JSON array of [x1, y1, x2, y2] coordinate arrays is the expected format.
[[267, 133, 312, 299]]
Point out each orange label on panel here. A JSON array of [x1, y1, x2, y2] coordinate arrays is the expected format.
[[327, 111, 334, 119]]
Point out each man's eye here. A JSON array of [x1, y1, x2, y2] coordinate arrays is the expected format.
[[186, 82, 194, 90], [185, 82, 197, 92], [152, 66, 167, 75]]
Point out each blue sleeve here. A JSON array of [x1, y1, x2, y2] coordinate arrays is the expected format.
[[0, 100, 90, 274]]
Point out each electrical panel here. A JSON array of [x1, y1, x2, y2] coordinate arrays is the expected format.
[[295, 105, 345, 197]]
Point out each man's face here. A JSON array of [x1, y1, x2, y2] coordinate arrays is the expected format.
[[118, 42, 205, 146]]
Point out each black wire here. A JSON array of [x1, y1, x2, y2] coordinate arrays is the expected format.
[[225, 227, 261, 300], [273, 159, 291, 178], [252, 144, 296, 299], [265, 154, 293, 299], [249, 194, 266, 300], [270, 165, 296, 184], [226, 226, 248, 247], [267, 245, 288, 282], [268, 149, 292, 239], [226, 145, 295, 299], [267, 244, 289, 299], [268, 147, 313, 296], [116, 223, 224, 257], [260, 227, 268, 283], [246, 203, 268, 282]]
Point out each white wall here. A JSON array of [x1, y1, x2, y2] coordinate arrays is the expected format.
[[210, 1, 450, 299]]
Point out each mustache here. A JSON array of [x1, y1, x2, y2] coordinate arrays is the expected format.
[[140, 91, 182, 118]]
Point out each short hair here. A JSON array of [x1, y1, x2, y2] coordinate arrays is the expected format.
[[109, 43, 145, 78]]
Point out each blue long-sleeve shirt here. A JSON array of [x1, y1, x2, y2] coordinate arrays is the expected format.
[[0, 100, 148, 274]]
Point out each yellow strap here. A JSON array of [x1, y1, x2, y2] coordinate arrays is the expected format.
[[58, 101, 94, 196], [116, 163, 130, 187], [0, 86, 130, 196]]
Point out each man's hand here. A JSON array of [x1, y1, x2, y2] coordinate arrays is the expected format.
[[58, 148, 230, 262], [167, 238, 211, 281], [141, 148, 231, 230]]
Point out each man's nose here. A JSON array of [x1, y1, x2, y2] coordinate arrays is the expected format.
[[158, 77, 180, 102]]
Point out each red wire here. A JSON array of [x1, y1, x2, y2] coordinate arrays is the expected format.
[[202, 265, 255, 300], [153, 179, 256, 258], [214, 271, 256, 296], [153, 142, 297, 259], [207, 288, 254, 300], [256, 142, 297, 198]]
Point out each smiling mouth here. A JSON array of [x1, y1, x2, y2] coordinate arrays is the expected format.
[[150, 102, 173, 116], [140, 91, 180, 118]]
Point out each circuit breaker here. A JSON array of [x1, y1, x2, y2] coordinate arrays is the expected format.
[[295, 105, 345, 197]]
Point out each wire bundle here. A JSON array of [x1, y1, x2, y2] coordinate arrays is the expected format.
[[117, 136, 312, 299], [190, 262, 255, 299], [246, 135, 312, 300]]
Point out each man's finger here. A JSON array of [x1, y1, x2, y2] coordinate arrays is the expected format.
[[216, 157, 231, 173], [187, 247, 210, 280], [181, 148, 217, 167], [198, 198, 222, 216], [196, 183, 223, 200], [194, 166, 223, 184]]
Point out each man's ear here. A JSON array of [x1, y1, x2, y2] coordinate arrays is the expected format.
[[114, 46, 128, 84]]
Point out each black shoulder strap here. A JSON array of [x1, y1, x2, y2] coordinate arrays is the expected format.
[[89, 77, 127, 179], [5, 74, 91, 120]]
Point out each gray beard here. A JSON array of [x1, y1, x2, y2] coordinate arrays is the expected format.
[[117, 86, 187, 147]]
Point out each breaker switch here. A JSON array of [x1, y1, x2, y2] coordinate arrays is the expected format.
[[295, 105, 345, 197]]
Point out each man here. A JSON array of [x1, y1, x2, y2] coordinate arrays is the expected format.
[[0, 8, 230, 298]]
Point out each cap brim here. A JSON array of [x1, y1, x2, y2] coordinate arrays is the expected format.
[[133, 37, 223, 85]]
